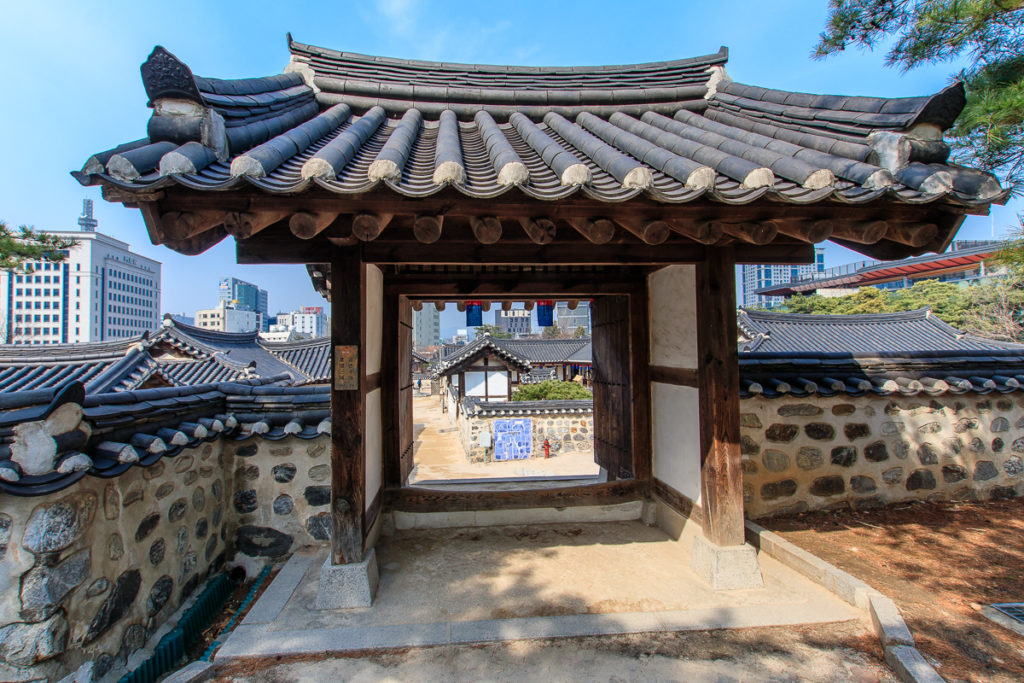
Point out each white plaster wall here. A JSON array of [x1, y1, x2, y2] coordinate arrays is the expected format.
[[365, 387, 382, 511], [487, 370, 508, 401], [652, 382, 702, 503], [648, 265, 697, 369], [365, 264, 383, 376], [465, 371, 487, 397]]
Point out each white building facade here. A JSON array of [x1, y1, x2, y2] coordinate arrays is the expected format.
[[412, 305, 441, 348], [1, 224, 162, 345], [275, 306, 327, 337], [495, 308, 532, 337], [195, 302, 260, 333], [741, 247, 826, 308], [555, 301, 591, 336]]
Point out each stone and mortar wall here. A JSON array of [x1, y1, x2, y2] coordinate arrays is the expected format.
[[0, 441, 228, 682], [457, 410, 594, 462], [741, 394, 1024, 518], [224, 436, 333, 574]]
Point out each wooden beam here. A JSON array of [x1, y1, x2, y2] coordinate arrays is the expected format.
[[653, 477, 703, 526], [615, 218, 670, 245], [352, 213, 393, 241], [567, 218, 616, 244], [290, 211, 339, 239], [469, 216, 503, 244], [329, 247, 366, 565], [238, 238, 815, 266], [696, 247, 744, 547], [161, 211, 226, 241], [775, 220, 832, 244], [886, 222, 938, 247], [665, 220, 723, 245], [721, 221, 777, 245], [385, 480, 642, 512], [413, 215, 444, 244], [224, 211, 288, 239], [830, 220, 888, 245], [518, 217, 557, 245], [650, 365, 699, 387]]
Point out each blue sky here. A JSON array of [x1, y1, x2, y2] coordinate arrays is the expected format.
[[1, 1, 1018, 337]]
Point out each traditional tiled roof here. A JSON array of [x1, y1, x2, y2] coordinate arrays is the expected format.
[[433, 336, 592, 377], [0, 378, 329, 497], [0, 319, 331, 393], [465, 397, 593, 417], [74, 39, 1006, 261], [738, 308, 1024, 398]]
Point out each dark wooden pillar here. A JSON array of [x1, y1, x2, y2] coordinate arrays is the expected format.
[[330, 247, 366, 565], [381, 290, 400, 488], [629, 284, 652, 484], [696, 247, 745, 547]]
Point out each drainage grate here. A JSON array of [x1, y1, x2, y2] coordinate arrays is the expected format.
[[991, 603, 1024, 623]]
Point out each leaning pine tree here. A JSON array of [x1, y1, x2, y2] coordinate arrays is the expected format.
[[0, 221, 76, 271]]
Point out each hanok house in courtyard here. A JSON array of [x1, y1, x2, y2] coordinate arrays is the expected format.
[[61, 33, 1007, 618]]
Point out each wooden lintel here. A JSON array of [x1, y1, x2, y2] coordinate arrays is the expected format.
[[224, 211, 288, 239], [831, 220, 887, 245], [385, 480, 641, 513], [665, 220, 723, 245], [352, 213, 393, 241], [615, 217, 670, 245], [413, 215, 444, 244], [721, 221, 777, 245], [290, 211, 340, 239], [469, 216, 503, 244], [650, 365, 699, 387], [518, 217, 556, 244], [567, 218, 616, 244]]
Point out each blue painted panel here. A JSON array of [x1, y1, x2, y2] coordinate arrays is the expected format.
[[493, 418, 532, 461]]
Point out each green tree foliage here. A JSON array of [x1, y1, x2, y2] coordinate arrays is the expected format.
[[512, 380, 592, 401], [573, 325, 588, 338], [474, 324, 512, 339], [815, 1, 1024, 192], [541, 322, 563, 339], [774, 273, 1024, 340], [0, 221, 76, 271]]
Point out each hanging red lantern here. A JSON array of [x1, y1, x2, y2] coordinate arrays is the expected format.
[[537, 300, 554, 327], [466, 300, 483, 327]]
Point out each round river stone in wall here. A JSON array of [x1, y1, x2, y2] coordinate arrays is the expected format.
[[156, 483, 174, 500], [917, 444, 938, 465], [85, 569, 141, 643], [205, 536, 218, 561], [235, 465, 260, 482], [195, 519, 208, 539], [740, 436, 759, 456], [830, 447, 857, 468], [796, 447, 823, 471], [122, 623, 147, 655], [906, 469, 937, 491], [942, 464, 967, 483], [146, 576, 173, 617], [991, 417, 1009, 433], [233, 490, 258, 514], [135, 513, 160, 542], [1005, 456, 1023, 477], [176, 527, 188, 555], [22, 492, 97, 555], [882, 468, 904, 486], [149, 539, 165, 566], [192, 488, 205, 512], [809, 476, 845, 497], [804, 423, 836, 441], [765, 424, 799, 443], [181, 552, 197, 581], [1012, 438, 1024, 453], [143, 462, 164, 480], [273, 495, 294, 515], [993, 438, 1005, 453], [104, 485, 120, 521], [850, 476, 876, 493], [107, 533, 124, 561], [777, 404, 821, 417], [168, 499, 188, 523], [831, 404, 856, 416], [86, 578, 109, 598], [843, 424, 870, 440], [235, 526, 293, 558], [306, 513, 331, 541], [308, 464, 330, 482], [760, 480, 798, 501], [212, 479, 223, 500], [864, 442, 889, 463], [235, 444, 258, 458], [761, 450, 789, 473], [212, 506, 223, 528], [0, 514, 10, 561], [304, 486, 330, 506], [174, 455, 194, 473], [272, 464, 297, 483], [974, 461, 998, 481]]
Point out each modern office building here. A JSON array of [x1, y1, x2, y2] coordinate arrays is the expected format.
[[555, 301, 591, 336], [742, 247, 826, 308], [275, 306, 327, 337], [752, 241, 1001, 301], [0, 200, 162, 344], [219, 277, 269, 331], [194, 301, 261, 333], [412, 304, 441, 348], [495, 308, 532, 337]]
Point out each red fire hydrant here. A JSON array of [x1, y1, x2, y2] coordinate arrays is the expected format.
[[543, 439, 551, 458]]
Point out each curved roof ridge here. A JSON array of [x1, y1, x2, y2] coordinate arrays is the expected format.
[[288, 35, 728, 76], [258, 335, 329, 350], [741, 307, 933, 323], [160, 317, 261, 346]]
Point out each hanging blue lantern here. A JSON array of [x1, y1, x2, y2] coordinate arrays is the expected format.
[[466, 300, 483, 327], [537, 300, 554, 327]]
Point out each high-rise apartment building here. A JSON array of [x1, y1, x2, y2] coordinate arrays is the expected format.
[[0, 201, 162, 344], [412, 305, 440, 348], [741, 247, 826, 308], [275, 306, 327, 337], [495, 308, 532, 337], [555, 301, 591, 336], [219, 277, 269, 331]]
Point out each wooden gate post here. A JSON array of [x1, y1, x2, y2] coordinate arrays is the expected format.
[[696, 246, 745, 547], [329, 246, 367, 565]]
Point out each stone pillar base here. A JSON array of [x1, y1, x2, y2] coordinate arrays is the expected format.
[[315, 547, 379, 609], [691, 534, 764, 590]]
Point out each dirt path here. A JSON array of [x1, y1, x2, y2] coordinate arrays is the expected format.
[[215, 621, 895, 682], [409, 394, 599, 482], [763, 499, 1024, 683]]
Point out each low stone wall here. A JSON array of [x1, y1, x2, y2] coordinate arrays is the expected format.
[[741, 394, 1024, 518], [224, 436, 333, 574], [0, 433, 335, 682], [456, 402, 594, 462], [0, 441, 229, 682]]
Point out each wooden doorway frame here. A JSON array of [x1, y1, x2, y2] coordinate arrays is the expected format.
[[379, 266, 651, 513]]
